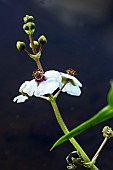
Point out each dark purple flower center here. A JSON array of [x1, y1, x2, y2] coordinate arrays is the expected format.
[[32, 69, 46, 82]]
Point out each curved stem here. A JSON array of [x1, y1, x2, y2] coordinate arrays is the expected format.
[[50, 98, 99, 170]]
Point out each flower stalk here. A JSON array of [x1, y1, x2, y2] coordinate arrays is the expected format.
[[29, 34, 44, 72], [91, 126, 113, 164], [54, 79, 70, 98], [29, 34, 37, 54], [23, 48, 31, 55], [91, 137, 108, 163], [49, 95, 99, 170]]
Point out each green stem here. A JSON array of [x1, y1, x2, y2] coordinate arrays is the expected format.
[[50, 98, 99, 170]]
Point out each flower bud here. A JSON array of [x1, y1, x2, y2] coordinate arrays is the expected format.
[[38, 35, 47, 44], [29, 41, 39, 49], [16, 41, 26, 51], [23, 15, 34, 24], [23, 22, 35, 35], [102, 126, 113, 139]]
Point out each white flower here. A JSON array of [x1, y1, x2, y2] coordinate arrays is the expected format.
[[13, 70, 62, 103], [13, 95, 28, 103], [34, 70, 61, 96], [60, 72, 82, 96]]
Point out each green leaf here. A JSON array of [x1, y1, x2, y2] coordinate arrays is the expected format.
[[51, 105, 113, 150], [107, 81, 113, 107], [51, 82, 113, 150]]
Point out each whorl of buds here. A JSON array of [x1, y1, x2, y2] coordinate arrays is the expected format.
[[23, 15, 34, 24], [16, 41, 26, 51], [38, 35, 47, 44], [102, 126, 113, 139]]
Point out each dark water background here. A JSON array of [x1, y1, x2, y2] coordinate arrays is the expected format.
[[0, 0, 113, 169]]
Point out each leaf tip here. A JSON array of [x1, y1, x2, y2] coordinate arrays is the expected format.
[[50, 143, 58, 151]]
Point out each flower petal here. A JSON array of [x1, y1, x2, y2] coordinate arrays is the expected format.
[[13, 95, 28, 103], [44, 70, 61, 82], [60, 72, 73, 80], [34, 79, 59, 96], [20, 79, 38, 96], [60, 83, 81, 96], [72, 77, 82, 87], [60, 72, 82, 87], [19, 81, 29, 93]]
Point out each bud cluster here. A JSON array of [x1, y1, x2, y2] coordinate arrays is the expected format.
[[23, 15, 35, 35], [16, 14, 47, 60]]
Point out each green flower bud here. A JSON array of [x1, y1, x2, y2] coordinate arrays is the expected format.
[[102, 126, 113, 139], [23, 15, 34, 24], [38, 35, 47, 44], [16, 41, 26, 51], [23, 22, 35, 35], [29, 41, 39, 49]]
